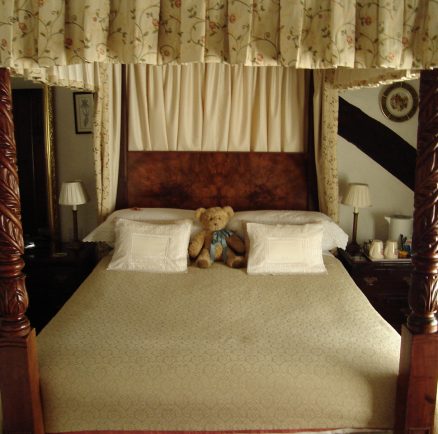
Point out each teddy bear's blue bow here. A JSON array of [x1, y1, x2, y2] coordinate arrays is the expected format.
[[210, 229, 233, 262]]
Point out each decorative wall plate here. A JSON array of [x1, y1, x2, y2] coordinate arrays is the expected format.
[[380, 82, 418, 122]]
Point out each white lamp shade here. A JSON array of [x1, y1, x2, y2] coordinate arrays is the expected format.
[[59, 181, 89, 206], [343, 183, 371, 208]]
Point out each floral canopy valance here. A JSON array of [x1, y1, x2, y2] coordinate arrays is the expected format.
[[0, 0, 437, 70]]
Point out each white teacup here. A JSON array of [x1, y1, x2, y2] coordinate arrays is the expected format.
[[384, 240, 398, 259], [369, 239, 384, 259]]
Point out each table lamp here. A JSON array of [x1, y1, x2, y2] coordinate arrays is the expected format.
[[342, 183, 371, 256], [59, 181, 89, 248]]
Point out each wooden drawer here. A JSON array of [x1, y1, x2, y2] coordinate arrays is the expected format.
[[351, 268, 411, 295], [24, 242, 97, 332], [337, 249, 413, 333], [27, 265, 89, 292]]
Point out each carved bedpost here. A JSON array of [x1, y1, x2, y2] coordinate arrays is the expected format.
[[395, 70, 438, 434], [409, 70, 438, 335], [0, 68, 44, 433]]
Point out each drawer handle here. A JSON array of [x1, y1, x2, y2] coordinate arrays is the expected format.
[[364, 276, 378, 286], [402, 276, 412, 286]]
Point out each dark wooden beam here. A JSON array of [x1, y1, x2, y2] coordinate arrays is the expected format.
[[0, 67, 44, 434], [338, 97, 416, 190]]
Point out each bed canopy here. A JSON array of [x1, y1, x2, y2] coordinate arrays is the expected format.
[[1, 0, 432, 220], [0, 1, 437, 433], [1, 0, 437, 69]]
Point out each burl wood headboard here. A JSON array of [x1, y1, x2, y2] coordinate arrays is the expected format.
[[116, 151, 316, 211]]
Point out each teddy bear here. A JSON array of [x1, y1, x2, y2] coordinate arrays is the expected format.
[[188, 206, 246, 268]]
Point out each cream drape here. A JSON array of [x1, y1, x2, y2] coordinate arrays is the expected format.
[[11, 63, 99, 91], [93, 63, 121, 221], [330, 69, 420, 91], [313, 71, 340, 222], [0, 1, 437, 69], [128, 64, 308, 152]]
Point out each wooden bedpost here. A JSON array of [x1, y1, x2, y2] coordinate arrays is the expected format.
[[0, 68, 44, 434], [395, 70, 438, 434]]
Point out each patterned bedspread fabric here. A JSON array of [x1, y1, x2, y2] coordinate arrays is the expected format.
[[37, 255, 401, 433]]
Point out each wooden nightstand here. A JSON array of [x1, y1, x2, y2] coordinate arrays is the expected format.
[[337, 249, 413, 333], [23, 242, 97, 333]]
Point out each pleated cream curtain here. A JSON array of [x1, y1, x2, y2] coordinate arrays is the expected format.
[[128, 64, 309, 152], [0, 1, 437, 69]]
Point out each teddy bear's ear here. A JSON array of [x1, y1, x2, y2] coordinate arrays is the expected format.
[[223, 206, 234, 217], [194, 208, 206, 220]]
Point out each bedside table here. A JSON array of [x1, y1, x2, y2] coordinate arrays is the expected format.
[[337, 249, 413, 333], [24, 242, 97, 333]]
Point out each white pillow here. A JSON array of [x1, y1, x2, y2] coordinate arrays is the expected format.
[[84, 208, 202, 246], [246, 222, 326, 275], [107, 219, 192, 273], [228, 210, 347, 251]]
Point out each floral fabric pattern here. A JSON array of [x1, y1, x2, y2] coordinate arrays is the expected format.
[[0, 0, 437, 69], [93, 63, 121, 221], [313, 70, 340, 222]]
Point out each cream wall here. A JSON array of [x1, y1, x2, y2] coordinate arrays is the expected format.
[[54, 87, 98, 242], [337, 80, 418, 245]]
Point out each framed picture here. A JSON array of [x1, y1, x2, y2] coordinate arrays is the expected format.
[[73, 92, 93, 134], [379, 82, 418, 122]]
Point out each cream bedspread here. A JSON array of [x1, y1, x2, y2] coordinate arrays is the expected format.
[[38, 255, 401, 433]]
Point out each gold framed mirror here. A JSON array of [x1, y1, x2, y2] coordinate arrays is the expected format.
[[43, 85, 60, 246], [11, 78, 59, 248]]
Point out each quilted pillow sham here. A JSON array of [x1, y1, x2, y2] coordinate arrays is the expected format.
[[107, 219, 192, 273], [228, 210, 348, 251], [84, 208, 202, 246], [246, 222, 326, 275]]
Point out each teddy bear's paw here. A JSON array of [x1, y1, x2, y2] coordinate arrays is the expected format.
[[196, 257, 211, 268], [228, 256, 246, 269]]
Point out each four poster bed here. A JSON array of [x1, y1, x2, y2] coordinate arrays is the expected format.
[[0, 2, 438, 433], [0, 69, 437, 434], [31, 151, 421, 431]]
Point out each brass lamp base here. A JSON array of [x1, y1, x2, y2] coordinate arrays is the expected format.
[[347, 210, 361, 256], [346, 241, 361, 256]]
